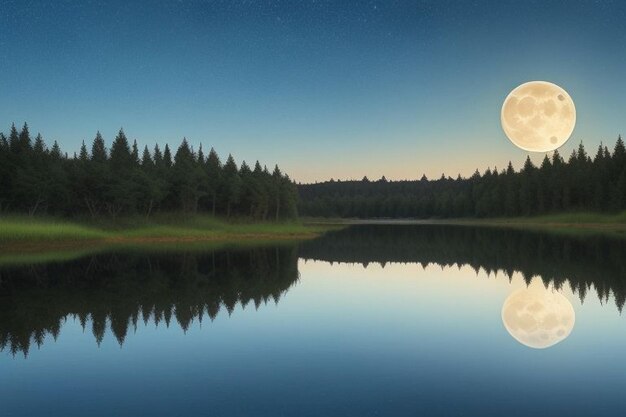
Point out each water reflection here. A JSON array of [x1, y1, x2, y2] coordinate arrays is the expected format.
[[299, 225, 626, 311], [0, 246, 299, 356], [502, 282, 575, 349], [2, 224, 625, 357]]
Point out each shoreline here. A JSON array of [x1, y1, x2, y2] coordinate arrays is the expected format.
[[2, 213, 624, 262], [0, 225, 335, 266], [0, 215, 340, 251], [303, 215, 626, 234], [307, 217, 626, 227]]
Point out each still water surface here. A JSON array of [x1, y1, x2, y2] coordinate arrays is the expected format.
[[2, 225, 626, 416]]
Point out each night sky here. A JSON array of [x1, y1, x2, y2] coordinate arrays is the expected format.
[[1, 0, 625, 182]]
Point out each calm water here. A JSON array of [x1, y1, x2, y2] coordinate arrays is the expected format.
[[2, 225, 626, 416]]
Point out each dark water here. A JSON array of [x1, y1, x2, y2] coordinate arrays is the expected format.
[[2, 225, 626, 416]]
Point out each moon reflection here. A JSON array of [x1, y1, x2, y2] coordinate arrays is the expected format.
[[501, 284, 575, 349]]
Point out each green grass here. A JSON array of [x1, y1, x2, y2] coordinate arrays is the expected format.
[[0, 214, 335, 245], [0, 217, 109, 242]]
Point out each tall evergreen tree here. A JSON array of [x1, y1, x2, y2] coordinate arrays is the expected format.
[[222, 154, 242, 217], [131, 139, 140, 166], [163, 144, 173, 168], [172, 138, 205, 212], [79, 141, 89, 162], [205, 148, 222, 215], [91, 132, 107, 162], [107, 129, 136, 216], [8, 123, 19, 153]]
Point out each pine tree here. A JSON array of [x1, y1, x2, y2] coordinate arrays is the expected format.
[[131, 139, 140, 166], [33, 134, 46, 156], [79, 141, 89, 161], [141, 146, 153, 169], [593, 144, 608, 211], [163, 144, 173, 168], [107, 129, 135, 216], [153, 144, 163, 167], [537, 155, 552, 213], [18, 122, 32, 155], [205, 148, 222, 215], [614, 135, 625, 162], [8, 123, 19, 153], [271, 165, 283, 220], [135, 145, 161, 217], [222, 154, 241, 217], [45, 141, 68, 214], [0, 133, 9, 211], [238, 161, 257, 216], [611, 136, 626, 210], [50, 141, 62, 159], [503, 161, 518, 215], [91, 132, 107, 162], [197, 144, 205, 164], [110, 129, 132, 170], [172, 138, 204, 212]]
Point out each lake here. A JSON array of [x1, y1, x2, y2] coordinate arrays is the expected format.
[[2, 224, 626, 416]]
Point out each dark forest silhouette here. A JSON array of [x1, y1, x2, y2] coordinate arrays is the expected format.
[[299, 137, 626, 218], [0, 246, 299, 356], [0, 123, 298, 219]]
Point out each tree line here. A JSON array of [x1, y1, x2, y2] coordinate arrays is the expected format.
[[299, 137, 626, 218], [0, 123, 298, 219]]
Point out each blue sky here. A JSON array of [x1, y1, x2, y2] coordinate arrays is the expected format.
[[1, 0, 625, 182]]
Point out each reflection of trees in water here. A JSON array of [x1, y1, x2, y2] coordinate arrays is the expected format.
[[0, 246, 299, 356], [299, 225, 626, 311], [3, 226, 625, 357]]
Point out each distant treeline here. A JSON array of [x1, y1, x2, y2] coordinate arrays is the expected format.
[[299, 137, 626, 218], [0, 123, 298, 219]]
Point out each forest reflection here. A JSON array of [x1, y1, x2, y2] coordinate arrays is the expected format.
[[299, 225, 626, 311], [0, 246, 299, 356], [2, 224, 625, 357]]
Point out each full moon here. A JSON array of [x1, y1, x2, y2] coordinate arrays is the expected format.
[[501, 285, 575, 349], [501, 81, 576, 152]]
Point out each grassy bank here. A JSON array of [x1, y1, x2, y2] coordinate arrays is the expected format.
[[0, 214, 336, 246]]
